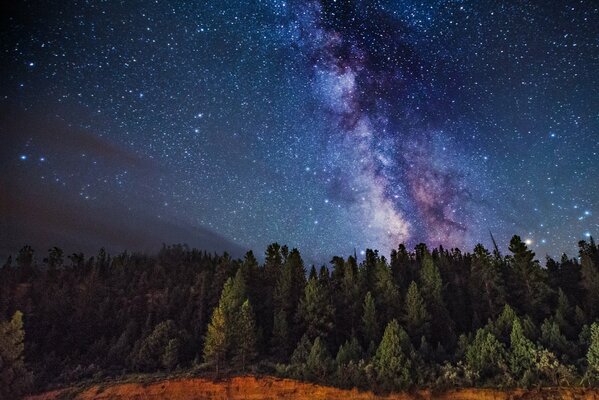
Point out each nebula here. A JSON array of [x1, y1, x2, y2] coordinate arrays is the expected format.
[[288, 0, 476, 250]]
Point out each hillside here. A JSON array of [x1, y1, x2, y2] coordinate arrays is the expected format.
[[26, 376, 599, 400]]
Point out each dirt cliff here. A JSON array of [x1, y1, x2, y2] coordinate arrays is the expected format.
[[26, 375, 599, 400]]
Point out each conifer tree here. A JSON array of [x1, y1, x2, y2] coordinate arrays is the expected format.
[[580, 254, 599, 321], [335, 336, 362, 366], [540, 319, 569, 356], [585, 322, 599, 384], [508, 236, 552, 319], [470, 244, 505, 322], [271, 309, 290, 359], [334, 336, 364, 389], [361, 291, 379, 348], [373, 319, 412, 391], [334, 256, 361, 344], [465, 329, 507, 382], [203, 306, 227, 375], [420, 255, 454, 345], [403, 281, 430, 341], [233, 299, 257, 371], [0, 311, 33, 399], [298, 276, 334, 341], [305, 337, 333, 382], [509, 319, 537, 385], [373, 261, 400, 326], [132, 320, 179, 371], [162, 338, 180, 371], [273, 248, 306, 353]]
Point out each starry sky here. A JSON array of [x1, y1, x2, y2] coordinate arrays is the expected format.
[[1, 0, 598, 263]]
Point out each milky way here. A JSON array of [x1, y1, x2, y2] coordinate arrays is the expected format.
[[1, 0, 598, 262]]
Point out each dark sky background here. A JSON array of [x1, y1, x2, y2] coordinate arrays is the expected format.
[[1, 0, 597, 263]]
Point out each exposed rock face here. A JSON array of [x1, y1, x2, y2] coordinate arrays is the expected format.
[[26, 376, 599, 400]]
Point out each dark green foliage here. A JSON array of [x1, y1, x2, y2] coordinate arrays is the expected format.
[[233, 300, 258, 371], [1, 237, 598, 392], [297, 276, 335, 342], [402, 281, 430, 341], [470, 244, 505, 323], [361, 292, 379, 348], [305, 337, 333, 382], [203, 303, 227, 374], [335, 336, 362, 367], [0, 311, 33, 399], [131, 320, 181, 371], [465, 329, 507, 383], [372, 319, 412, 391], [508, 319, 538, 386], [271, 309, 290, 360], [585, 322, 599, 385], [507, 236, 553, 320]]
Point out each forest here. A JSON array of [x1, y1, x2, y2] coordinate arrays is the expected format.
[[1, 235, 599, 398]]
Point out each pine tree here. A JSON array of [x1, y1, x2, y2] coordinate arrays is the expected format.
[[509, 319, 537, 385], [507, 235, 552, 320], [233, 300, 257, 371], [540, 318, 569, 356], [334, 256, 361, 344], [373, 261, 400, 326], [361, 291, 379, 348], [203, 306, 227, 375], [585, 322, 599, 384], [273, 248, 306, 355], [465, 329, 507, 382], [335, 336, 362, 366], [403, 281, 430, 341], [373, 319, 412, 391], [305, 337, 333, 382], [271, 309, 290, 359], [470, 244, 505, 322], [580, 254, 599, 321], [132, 320, 179, 371], [420, 255, 454, 346], [334, 336, 364, 389], [0, 311, 33, 399], [298, 276, 335, 341], [162, 338, 180, 371]]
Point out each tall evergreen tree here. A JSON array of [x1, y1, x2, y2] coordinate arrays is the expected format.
[[420, 255, 454, 346], [305, 337, 333, 382], [273, 248, 306, 355], [203, 306, 227, 375], [132, 319, 180, 371], [372, 319, 412, 391], [470, 244, 505, 323], [361, 292, 379, 348], [402, 281, 430, 342], [271, 309, 290, 360], [334, 256, 361, 346], [465, 329, 507, 382], [0, 311, 33, 399], [203, 274, 246, 373], [507, 236, 552, 320], [233, 300, 257, 371], [509, 319, 537, 385], [298, 276, 335, 341], [585, 322, 599, 384], [580, 253, 599, 321], [373, 260, 400, 327]]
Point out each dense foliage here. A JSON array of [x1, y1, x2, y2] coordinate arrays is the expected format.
[[1, 236, 599, 396]]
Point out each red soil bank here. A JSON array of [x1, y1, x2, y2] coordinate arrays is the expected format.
[[26, 376, 599, 400]]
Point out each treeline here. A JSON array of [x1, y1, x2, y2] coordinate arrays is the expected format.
[[1, 236, 599, 397]]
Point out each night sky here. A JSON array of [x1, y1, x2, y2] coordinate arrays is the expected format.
[[1, 0, 598, 263]]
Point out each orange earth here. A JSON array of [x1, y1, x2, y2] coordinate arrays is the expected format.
[[26, 375, 599, 400]]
